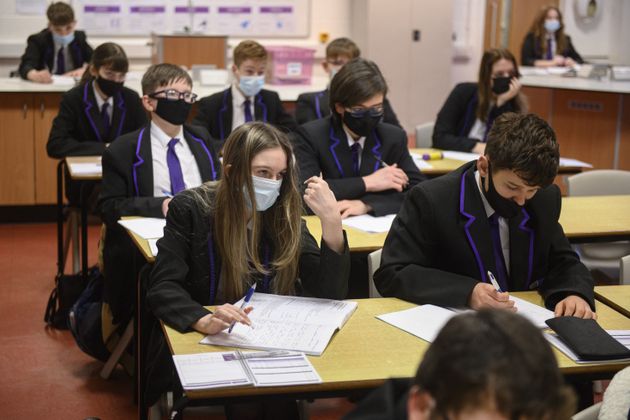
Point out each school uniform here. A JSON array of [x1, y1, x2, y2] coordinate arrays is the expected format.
[[18, 29, 92, 79], [344, 378, 410, 420], [521, 32, 584, 67], [192, 85, 297, 147], [295, 89, 402, 128], [293, 116, 425, 216], [143, 186, 351, 404], [374, 160, 595, 310], [432, 82, 521, 152], [99, 123, 221, 325]]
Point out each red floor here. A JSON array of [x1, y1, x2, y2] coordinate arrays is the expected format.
[[0, 223, 355, 419]]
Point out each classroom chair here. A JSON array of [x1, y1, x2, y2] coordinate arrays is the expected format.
[[367, 249, 383, 298], [571, 401, 602, 420], [566, 170, 630, 278], [621, 255, 630, 285], [414, 122, 435, 148]]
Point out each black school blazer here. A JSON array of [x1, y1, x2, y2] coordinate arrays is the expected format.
[[192, 87, 297, 146], [293, 116, 425, 216], [521, 32, 584, 67], [18, 29, 93, 79], [375, 160, 595, 310], [47, 81, 147, 158]]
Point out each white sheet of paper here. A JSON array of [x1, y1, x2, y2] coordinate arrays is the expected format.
[[342, 214, 395, 233], [410, 155, 434, 170], [377, 304, 457, 343], [442, 151, 480, 162], [559, 157, 593, 168], [148, 238, 158, 256], [69, 162, 102, 175], [247, 352, 322, 386], [172, 352, 252, 390], [51, 75, 77, 86], [545, 330, 630, 364], [117, 217, 166, 240], [509, 296, 555, 329]]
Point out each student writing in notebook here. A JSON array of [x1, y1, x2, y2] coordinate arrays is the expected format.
[[192, 40, 297, 149], [144, 122, 350, 418], [376, 113, 596, 319], [99, 63, 220, 332], [346, 310, 576, 420], [19, 2, 92, 83], [295, 37, 401, 127], [432, 48, 526, 153]]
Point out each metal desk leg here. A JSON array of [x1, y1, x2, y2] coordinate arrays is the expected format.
[[80, 181, 89, 281], [56, 161, 65, 276]]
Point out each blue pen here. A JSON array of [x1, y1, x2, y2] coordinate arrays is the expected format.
[[228, 283, 256, 333], [487, 271, 503, 293], [161, 189, 174, 197]]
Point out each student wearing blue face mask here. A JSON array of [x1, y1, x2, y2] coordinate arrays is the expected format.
[[143, 122, 349, 415], [521, 6, 584, 68], [192, 40, 297, 150], [19, 2, 93, 83]]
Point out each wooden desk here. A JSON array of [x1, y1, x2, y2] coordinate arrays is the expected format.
[[161, 293, 630, 405], [559, 196, 630, 243], [304, 216, 387, 254], [595, 285, 630, 319], [120, 216, 155, 263], [65, 156, 102, 180]]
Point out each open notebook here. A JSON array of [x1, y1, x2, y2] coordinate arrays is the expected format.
[[201, 294, 358, 356]]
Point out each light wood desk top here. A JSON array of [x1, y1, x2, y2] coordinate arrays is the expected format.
[[65, 156, 102, 181], [559, 196, 630, 242], [595, 285, 630, 319], [120, 216, 155, 263], [162, 293, 630, 401], [304, 215, 387, 254]]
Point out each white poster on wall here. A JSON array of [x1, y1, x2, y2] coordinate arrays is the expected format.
[[16, 0, 47, 14], [127, 3, 168, 34], [171, 2, 212, 33], [81, 3, 124, 33]]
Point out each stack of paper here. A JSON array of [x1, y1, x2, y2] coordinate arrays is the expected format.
[[342, 214, 396, 233], [69, 162, 102, 176]]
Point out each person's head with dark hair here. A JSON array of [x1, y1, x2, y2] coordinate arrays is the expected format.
[[530, 6, 569, 57], [476, 48, 525, 122], [329, 58, 388, 138], [79, 43, 129, 95], [47, 2, 76, 44], [476, 113, 559, 218], [231, 40, 268, 99], [323, 38, 361, 80], [408, 310, 576, 420]]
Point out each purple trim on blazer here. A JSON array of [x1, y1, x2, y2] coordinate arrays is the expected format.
[[186, 131, 217, 180], [83, 82, 102, 142], [314, 90, 325, 119], [371, 130, 383, 172], [218, 89, 230, 140], [114, 90, 126, 139], [207, 230, 217, 304], [459, 170, 487, 283], [132, 128, 146, 197], [518, 207, 535, 289], [255, 93, 268, 122], [328, 125, 345, 177]]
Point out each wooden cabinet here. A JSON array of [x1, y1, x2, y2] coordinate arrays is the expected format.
[[0, 92, 62, 206], [151, 35, 227, 69]]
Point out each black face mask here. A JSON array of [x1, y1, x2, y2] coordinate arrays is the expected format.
[[481, 166, 522, 219], [96, 77, 124, 98], [154, 99, 191, 125], [343, 112, 382, 137], [491, 76, 511, 95]]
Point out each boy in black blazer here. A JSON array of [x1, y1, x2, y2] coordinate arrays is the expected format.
[[99, 63, 221, 326], [192, 40, 296, 148], [376, 113, 596, 319], [294, 58, 424, 218], [19, 2, 92, 83], [295, 37, 401, 127]]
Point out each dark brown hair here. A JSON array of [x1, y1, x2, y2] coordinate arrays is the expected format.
[[329, 58, 388, 116], [530, 6, 568, 58], [415, 310, 576, 419], [80, 42, 129, 85], [326, 37, 361, 61], [47, 2, 74, 26], [141, 63, 192, 95], [233, 40, 268, 67], [485, 113, 559, 188], [477, 48, 526, 121]]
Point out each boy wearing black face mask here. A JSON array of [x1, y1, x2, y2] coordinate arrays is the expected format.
[[293, 58, 425, 218], [376, 113, 596, 320], [98, 63, 221, 328]]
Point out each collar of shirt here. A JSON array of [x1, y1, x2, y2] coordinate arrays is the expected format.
[[475, 170, 496, 219], [92, 81, 114, 111], [343, 128, 366, 150], [231, 82, 251, 105], [151, 121, 184, 150]]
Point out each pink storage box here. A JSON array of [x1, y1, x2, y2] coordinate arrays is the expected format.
[[265, 46, 315, 85]]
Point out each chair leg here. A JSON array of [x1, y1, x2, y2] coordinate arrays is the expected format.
[[100, 321, 134, 379], [70, 211, 80, 274]]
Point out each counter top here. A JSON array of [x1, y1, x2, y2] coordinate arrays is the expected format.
[[520, 67, 630, 94]]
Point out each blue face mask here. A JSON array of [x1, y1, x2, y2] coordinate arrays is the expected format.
[[244, 175, 282, 211], [52, 31, 75, 46], [544, 19, 560, 33], [239, 75, 265, 98]]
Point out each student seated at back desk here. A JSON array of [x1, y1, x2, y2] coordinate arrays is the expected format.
[[432, 48, 526, 153], [376, 113, 596, 319], [346, 310, 577, 420], [47, 42, 147, 205], [192, 40, 297, 149], [99, 63, 220, 329], [293, 58, 424, 218], [521, 5, 584, 68], [18, 2, 92, 83], [295, 37, 401, 128]]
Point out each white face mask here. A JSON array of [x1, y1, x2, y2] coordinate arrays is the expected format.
[[246, 175, 282, 211], [544, 19, 560, 33], [238, 75, 265, 98]]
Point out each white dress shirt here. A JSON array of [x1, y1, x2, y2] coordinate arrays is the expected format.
[[468, 118, 486, 141], [150, 122, 203, 197], [344, 128, 366, 168], [231, 84, 255, 131], [475, 170, 510, 273]]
